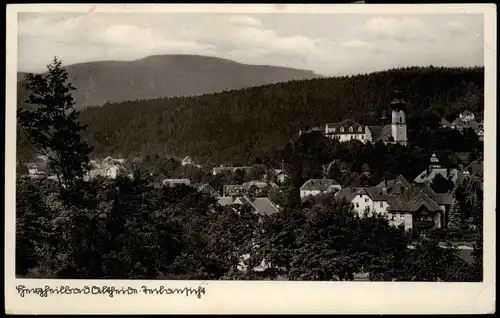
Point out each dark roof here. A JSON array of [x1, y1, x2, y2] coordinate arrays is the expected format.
[[335, 186, 399, 204], [375, 175, 411, 195], [364, 187, 399, 202], [335, 187, 363, 202], [300, 179, 340, 191], [368, 125, 392, 142], [361, 162, 370, 172], [218, 196, 279, 216], [242, 180, 271, 190], [249, 198, 280, 216], [326, 120, 365, 134], [465, 160, 483, 175], [197, 183, 220, 197], [454, 152, 471, 165], [451, 118, 480, 129], [322, 159, 351, 174], [224, 185, 245, 190], [388, 183, 448, 213], [414, 168, 462, 184], [441, 118, 451, 126], [434, 193, 453, 206]]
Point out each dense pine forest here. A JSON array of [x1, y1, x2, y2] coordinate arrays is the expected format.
[[17, 66, 484, 166]]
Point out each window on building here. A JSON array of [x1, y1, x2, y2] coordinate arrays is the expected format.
[[391, 214, 395, 220], [340, 127, 344, 132], [365, 198, 369, 203], [349, 127, 353, 132], [400, 117, 402, 123], [399, 213, 404, 218], [358, 127, 363, 132], [351, 135, 353, 139], [356, 202, 359, 208], [361, 135, 364, 139], [380, 202, 383, 207]]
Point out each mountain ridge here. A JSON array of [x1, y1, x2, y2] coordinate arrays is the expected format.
[[17, 54, 321, 108]]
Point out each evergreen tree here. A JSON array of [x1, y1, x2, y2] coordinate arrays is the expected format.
[[18, 57, 93, 194]]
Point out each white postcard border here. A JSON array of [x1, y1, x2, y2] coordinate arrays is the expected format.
[[5, 3, 496, 314]]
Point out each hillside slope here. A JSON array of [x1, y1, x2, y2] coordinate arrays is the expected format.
[[17, 54, 320, 108], [17, 66, 484, 165]]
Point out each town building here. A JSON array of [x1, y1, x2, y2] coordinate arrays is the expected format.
[[242, 180, 278, 197], [181, 156, 194, 166], [300, 91, 409, 146], [212, 165, 254, 176], [463, 160, 483, 176], [195, 183, 221, 198], [84, 156, 128, 180], [217, 196, 280, 217], [440, 110, 484, 141], [335, 178, 452, 234], [375, 175, 412, 195], [300, 179, 342, 200], [414, 153, 463, 185], [223, 184, 246, 197], [322, 159, 352, 177], [162, 178, 191, 187], [387, 183, 453, 233], [273, 169, 289, 184]]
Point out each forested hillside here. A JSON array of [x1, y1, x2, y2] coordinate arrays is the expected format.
[[17, 54, 319, 109], [17, 66, 484, 165]]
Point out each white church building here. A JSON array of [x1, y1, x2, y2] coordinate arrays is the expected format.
[[300, 91, 409, 146]]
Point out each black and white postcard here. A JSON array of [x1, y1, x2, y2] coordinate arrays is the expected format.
[[4, 3, 496, 314]]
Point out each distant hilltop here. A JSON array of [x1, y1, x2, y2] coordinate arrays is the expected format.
[[17, 54, 321, 109]]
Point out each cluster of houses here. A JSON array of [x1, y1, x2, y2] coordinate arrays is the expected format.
[[440, 110, 484, 141], [21, 130, 483, 236], [300, 152, 482, 234]]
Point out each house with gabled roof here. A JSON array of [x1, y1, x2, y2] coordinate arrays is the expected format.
[[463, 160, 483, 176], [322, 159, 352, 177], [273, 169, 289, 184], [414, 153, 463, 185], [242, 180, 278, 197], [442, 110, 483, 139], [441, 117, 452, 128], [181, 156, 194, 166], [387, 183, 453, 233], [223, 184, 246, 197], [375, 175, 411, 196], [335, 186, 398, 217], [335, 177, 452, 234], [212, 165, 254, 176], [300, 179, 341, 200], [195, 183, 221, 198], [162, 178, 191, 187], [217, 196, 280, 217], [454, 152, 472, 168]]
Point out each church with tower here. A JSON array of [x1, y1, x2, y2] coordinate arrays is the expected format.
[[300, 91, 409, 146]]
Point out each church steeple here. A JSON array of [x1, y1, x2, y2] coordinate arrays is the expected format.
[[429, 153, 441, 169], [390, 90, 408, 146]]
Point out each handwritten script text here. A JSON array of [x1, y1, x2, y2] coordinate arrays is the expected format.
[[16, 285, 206, 299]]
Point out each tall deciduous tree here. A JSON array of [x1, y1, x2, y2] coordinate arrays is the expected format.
[[18, 57, 93, 193]]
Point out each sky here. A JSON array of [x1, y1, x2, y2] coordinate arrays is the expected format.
[[17, 12, 484, 76]]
